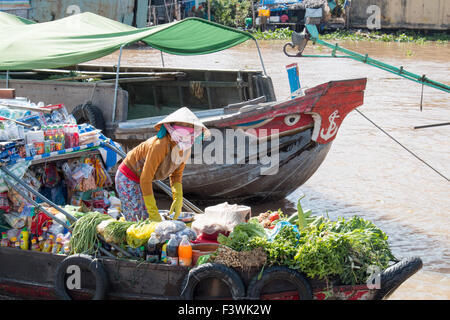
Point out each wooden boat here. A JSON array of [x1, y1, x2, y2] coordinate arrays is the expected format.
[[2, 69, 366, 202], [0, 13, 367, 202], [0, 140, 422, 301], [113, 77, 367, 202], [0, 246, 422, 300]]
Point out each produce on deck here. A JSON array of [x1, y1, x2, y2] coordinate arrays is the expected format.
[[126, 220, 160, 248], [69, 212, 112, 254], [216, 199, 397, 286]]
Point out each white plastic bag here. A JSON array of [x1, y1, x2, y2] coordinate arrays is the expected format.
[[154, 220, 186, 243], [191, 202, 251, 236]]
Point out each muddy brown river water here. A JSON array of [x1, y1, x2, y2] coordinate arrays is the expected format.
[[94, 40, 449, 300]]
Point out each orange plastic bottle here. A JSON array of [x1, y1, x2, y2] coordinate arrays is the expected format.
[[178, 235, 192, 267]]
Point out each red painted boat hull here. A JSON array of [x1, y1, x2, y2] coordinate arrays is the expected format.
[[180, 78, 367, 202]]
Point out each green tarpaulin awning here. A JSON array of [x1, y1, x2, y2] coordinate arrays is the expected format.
[[0, 11, 35, 27], [0, 12, 255, 71]]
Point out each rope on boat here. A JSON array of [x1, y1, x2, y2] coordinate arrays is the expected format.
[[355, 108, 449, 183]]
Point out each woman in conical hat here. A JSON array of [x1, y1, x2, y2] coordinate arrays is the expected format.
[[115, 107, 208, 222]]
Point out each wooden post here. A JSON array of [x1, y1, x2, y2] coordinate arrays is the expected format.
[[174, 0, 180, 20], [205, 71, 213, 109], [345, 4, 351, 29], [153, 6, 157, 25], [148, 3, 152, 26], [208, 0, 211, 21], [163, 0, 171, 23], [136, 0, 149, 28], [251, 0, 256, 28]]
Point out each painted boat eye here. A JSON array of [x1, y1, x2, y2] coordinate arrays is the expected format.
[[284, 114, 301, 126]]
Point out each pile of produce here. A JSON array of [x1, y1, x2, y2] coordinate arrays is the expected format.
[[103, 220, 134, 245], [213, 246, 267, 271], [68, 211, 197, 259], [126, 220, 159, 248], [217, 220, 266, 251], [256, 209, 285, 229], [216, 198, 397, 285], [69, 212, 112, 254]]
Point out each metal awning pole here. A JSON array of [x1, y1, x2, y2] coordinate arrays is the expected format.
[[160, 51, 165, 67], [4, 175, 72, 230], [254, 39, 268, 76], [112, 44, 126, 123], [0, 177, 122, 258], [0, 166, 77, 224], [6, 70, 9, 88]]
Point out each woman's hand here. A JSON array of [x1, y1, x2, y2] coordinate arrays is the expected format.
[[143, 194, 162, 222], [169, 182, 183, 220]]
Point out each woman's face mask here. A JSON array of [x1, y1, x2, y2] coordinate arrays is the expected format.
[[164, 124, 201, 151]]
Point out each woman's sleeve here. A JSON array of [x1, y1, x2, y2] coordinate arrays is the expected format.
[[169, 162, 186, 187], [140, 139, 167, 197]]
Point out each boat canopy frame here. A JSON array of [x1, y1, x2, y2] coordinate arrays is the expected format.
[[283, 24, 450, 94], [0, 12, 268, 122]]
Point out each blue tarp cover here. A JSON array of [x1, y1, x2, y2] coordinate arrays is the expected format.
[[259, 0, 302, 5]]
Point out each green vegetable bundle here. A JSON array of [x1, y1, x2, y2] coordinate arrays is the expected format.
[[69, 212, 112, 254], [219, 198, 397, 285], [217, 220, 267, 251], [247, 216, 396, 285], [103, 221, 134, 245], [293, 216, 397, 285]]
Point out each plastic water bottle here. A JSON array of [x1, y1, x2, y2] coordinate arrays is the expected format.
[[166, 234, 179, 266], [178, 235, 192, 267], [146, 233, 160, 263]]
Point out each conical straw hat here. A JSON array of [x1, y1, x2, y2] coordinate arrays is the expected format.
[[155, 107, 209, 136]]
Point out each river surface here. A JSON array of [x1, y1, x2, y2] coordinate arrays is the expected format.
[[94, 40, 449, 300]]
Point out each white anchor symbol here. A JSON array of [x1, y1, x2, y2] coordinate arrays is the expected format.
[[320, 110, 340, 141]]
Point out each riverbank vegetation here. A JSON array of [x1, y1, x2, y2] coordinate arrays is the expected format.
[[252, 27, 449, 44]]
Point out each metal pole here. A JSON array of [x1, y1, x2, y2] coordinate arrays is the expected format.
[[414, 122, 450, 130], [1, 178, 122, 259], [160, 51, 165, 67], [253, 39, 268, 76], [0, 166, 77, 224], [154, 180, 203, 214], [2, 176, 125, 258], [4, 176, 72, 230], [6, 70, 9, 89], [112, 44, 125, 123]]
